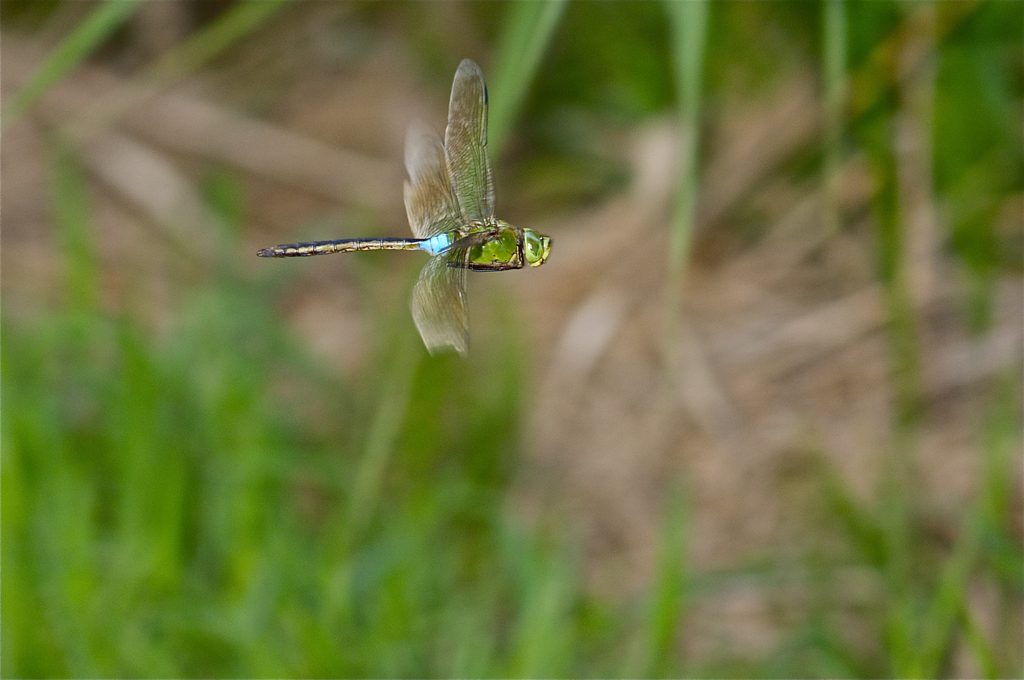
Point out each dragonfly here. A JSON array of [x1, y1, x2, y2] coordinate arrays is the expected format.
[[258, 59, 551, 355]]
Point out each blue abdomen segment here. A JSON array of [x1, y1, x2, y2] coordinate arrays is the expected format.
[[419, 233, 455, 256]]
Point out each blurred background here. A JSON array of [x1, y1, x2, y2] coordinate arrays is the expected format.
[[2, 1, 1022, 677]]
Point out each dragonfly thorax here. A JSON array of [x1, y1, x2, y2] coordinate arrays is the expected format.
[[467, 224, 520, 270], [449, 221, 550, 272]]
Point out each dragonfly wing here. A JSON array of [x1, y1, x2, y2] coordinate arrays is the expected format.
[[445, 59, 495, 222], [412, 251, 470, 355], [404, 120, 463, 238], [410, 232, 492, 355]]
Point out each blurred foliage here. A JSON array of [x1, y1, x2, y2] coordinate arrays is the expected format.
[[3, 0, 1022, 677], [934, 2, 1024, 327], [1, 0, 140, 127]]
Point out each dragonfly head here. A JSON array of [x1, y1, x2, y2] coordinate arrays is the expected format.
[[522, 228, 552, 267]]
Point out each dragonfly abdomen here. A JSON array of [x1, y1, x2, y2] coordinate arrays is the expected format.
[[257, 238, 424, 258]]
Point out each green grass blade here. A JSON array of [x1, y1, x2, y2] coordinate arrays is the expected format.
[[961, 603, 1001, 679], [916, 536, 978, 676], [642, 483, 690, 677], [487, 0, 568, 156], [2, 0, 142, 128], [822, 0, 848, 236], [47, 138, 99, 313], [507, 546, 575, 677], [143, 0, 288, 82], [665, 0, 708, 282], [662, 0, 708, 368]]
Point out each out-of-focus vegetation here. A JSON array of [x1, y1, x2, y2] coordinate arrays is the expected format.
[[2, 1, 1021, 677]]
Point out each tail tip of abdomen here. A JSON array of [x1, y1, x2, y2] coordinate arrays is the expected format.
[[257, 247, 278, 257]]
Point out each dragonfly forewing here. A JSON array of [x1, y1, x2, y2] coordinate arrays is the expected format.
[[404, 120, 463, 238], [445, 59, 495, 222]]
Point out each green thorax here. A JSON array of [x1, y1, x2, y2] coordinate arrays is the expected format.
[[446, 220, 550, 272], [469, 224, 519, 268]]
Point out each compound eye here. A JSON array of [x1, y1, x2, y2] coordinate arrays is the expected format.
[[524, 230, 545, 266]]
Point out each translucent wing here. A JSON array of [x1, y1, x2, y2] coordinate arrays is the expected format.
[[404, 120, 463, 238], [410, 232, 492, 355], [445, 59, 495, 222], [412, 252, 470, 355]]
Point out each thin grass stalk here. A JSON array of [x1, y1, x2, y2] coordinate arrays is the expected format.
[[663, 0, 708, 373], [878, 4, 936, 439], [962, 377, 1021, 677], [961, 605, 1001, 678], [47, 137, 99, 313], [487, 0, 568, 157], [141, 0, 287, 84], [665, 0, 708, 282], [901, 11, 967, 664], [1, 0, 142, 129], [643, 482, 690, 676], [822, 0, 848, 237], [658, 21, 707, 665], [917, 527, 981, 676], [895, 3, 940, 312], [508, 549, 574, 677]]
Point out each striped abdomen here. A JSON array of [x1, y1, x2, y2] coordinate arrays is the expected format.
[[257, 238, 424, 258]]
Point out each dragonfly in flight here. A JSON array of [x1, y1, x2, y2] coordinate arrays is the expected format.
[[258, 59, 552, 355]]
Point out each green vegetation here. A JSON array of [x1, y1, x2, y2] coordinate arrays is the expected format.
[[3, 1, 1021, 677]]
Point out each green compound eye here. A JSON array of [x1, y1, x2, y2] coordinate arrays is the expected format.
[[523, 229, 551, 267]]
